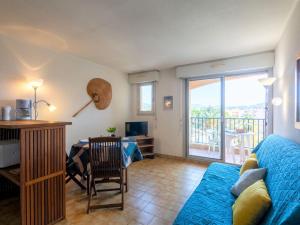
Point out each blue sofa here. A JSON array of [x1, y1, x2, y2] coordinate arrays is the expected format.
[[173, 135, 300, 225]]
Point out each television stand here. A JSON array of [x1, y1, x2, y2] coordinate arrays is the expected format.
[[136, 136, 155, 159]]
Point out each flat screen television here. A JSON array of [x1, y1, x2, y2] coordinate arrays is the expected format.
[[125, 121, 148, 137]]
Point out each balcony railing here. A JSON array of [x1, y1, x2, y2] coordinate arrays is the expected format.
[[190, 117, 266, 149]]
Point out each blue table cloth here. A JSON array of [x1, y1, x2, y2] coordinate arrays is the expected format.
[[68, 138, 143, 175]]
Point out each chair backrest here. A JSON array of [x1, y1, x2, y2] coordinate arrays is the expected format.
[[89, 137, 122, 178]]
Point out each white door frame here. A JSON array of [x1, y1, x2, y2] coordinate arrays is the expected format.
[[185, 69, 273, 164]]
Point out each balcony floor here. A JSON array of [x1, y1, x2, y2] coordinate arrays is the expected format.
[[189, 147, 248, 165]]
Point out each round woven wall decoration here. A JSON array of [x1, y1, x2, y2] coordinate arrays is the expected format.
[[72, 77, 112, 117], [87, 78, 112, 110]]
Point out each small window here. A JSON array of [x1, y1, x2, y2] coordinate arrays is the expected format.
[[138, 82, 155, 114]]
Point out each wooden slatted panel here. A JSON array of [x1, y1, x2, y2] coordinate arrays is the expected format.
[[20, 126, 65, 225]]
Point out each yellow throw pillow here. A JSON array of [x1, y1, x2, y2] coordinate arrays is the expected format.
[[240, 155, 258, 175], [249, 153, 256, 159], [232, 180, 271, 225]]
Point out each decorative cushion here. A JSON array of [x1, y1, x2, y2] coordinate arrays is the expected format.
[[249, 153, 256, 158], [240, 154, 258, 175], [231, 168, 267, 197], [232, 180, 271, 225], [252, 135, 300, 224]]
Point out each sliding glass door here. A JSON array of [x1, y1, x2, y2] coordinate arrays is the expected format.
[[188, 77, 223, 160], [187, 72, 268, 164], [224, 74, 267, 164]]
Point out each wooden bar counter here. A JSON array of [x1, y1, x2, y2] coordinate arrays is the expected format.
[[0, 120, 71, 225]]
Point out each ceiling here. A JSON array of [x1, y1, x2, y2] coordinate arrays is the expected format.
[[0, 0, 297, 73]]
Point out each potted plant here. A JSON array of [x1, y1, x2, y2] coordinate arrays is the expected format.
[[106, 127, 117, 137]]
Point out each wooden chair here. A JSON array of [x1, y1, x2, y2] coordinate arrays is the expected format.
[[65, 154, 87, 190], [87, 137, 124, 213], [86, 162, 128, 195]]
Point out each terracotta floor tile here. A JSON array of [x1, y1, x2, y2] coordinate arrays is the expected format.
[[140, 192, 156, 202], [127, 220, 145, 225], [143, 202, 163, 215], [127, 196, 150, 210], [148, 216, 172, 225]]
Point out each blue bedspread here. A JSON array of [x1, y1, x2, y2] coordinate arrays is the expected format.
[[174, 135, 300, 225], [173, 162, 240, 225], [253, 135, 300, 225]]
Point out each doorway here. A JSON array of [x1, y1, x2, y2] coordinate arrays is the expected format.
[[187, 72, 269, 164]]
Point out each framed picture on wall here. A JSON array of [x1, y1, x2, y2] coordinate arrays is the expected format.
[[163, 96, 173, 110], [295, 54, 300, 129]]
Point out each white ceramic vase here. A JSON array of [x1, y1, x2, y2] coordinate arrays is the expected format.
[[2, 106, 12, 121]]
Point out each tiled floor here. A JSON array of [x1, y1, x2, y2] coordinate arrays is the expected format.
[[59, 157, 207, 225], [0, 157, 207, 225]]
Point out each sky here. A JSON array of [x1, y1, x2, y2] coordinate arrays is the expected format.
[[140, 84, 152, 110], [190, 74, 267, 108]]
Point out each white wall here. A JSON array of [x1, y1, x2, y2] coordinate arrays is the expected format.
[[273, 1, 300, 142], [176, 51, 274, 78], [0, 36, 130, 151], [130, 68, 185, 157]]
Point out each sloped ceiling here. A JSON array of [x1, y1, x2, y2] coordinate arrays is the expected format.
[[0, 0, 297, 73]]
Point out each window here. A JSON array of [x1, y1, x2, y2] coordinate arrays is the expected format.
[[138, 82, 155, 114]]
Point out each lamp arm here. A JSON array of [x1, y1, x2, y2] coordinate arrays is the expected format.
[[31, 82, 55, 120], [33, 100, 52, 120], [35, 100, 51, 106]]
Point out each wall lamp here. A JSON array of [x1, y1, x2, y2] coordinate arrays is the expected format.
[[28, 79, 56, 120], [271, 97, 283, 106], [258, 77, 277, 87], [258, 77, 282, 106], [258, 77, 282, 129]]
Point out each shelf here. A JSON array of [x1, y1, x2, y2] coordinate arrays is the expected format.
[[0, 165, 20, 186], [138, 144, 155, 148], [136, 136, 155, 159], [136, 136, 154, 140], [142, 153, 155, 159]]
